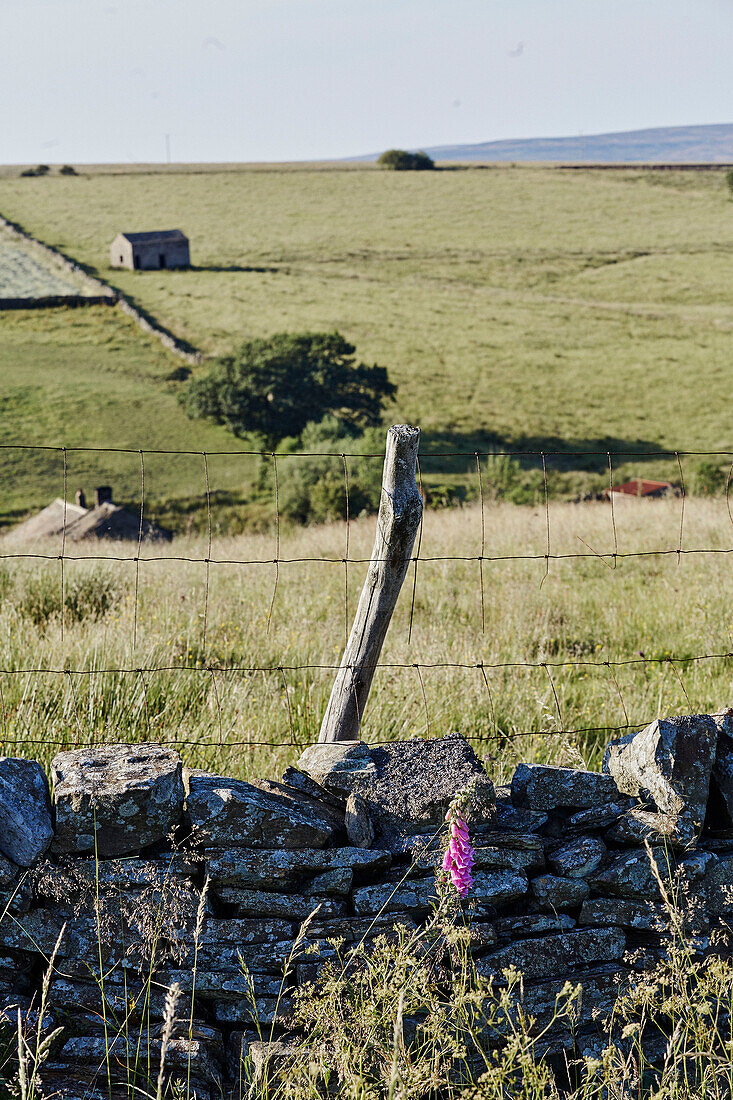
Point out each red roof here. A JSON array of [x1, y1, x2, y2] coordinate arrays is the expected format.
[[605, 478, 673, 498]]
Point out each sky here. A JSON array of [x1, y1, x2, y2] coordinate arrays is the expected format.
[[2, 0, 733, 164]]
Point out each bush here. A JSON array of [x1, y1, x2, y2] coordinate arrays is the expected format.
[[17, 569, 122, 628], [377, 149, 435, 171], [482, 451, 545, 505], [59, 165, 78, 176], [274, 417, 385, 525], [692, 459, 728, 496]]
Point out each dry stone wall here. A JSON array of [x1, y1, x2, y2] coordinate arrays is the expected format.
[[0, 717, 732, 1097]]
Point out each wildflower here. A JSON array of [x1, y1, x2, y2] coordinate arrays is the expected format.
[[442, 779, 478, 899], [442, 810, 475, 897]]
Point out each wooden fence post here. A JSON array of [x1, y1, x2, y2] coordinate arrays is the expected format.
[[318, 424, 423, 744]]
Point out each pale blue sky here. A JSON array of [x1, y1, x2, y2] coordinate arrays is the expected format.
[[2, 0, 732, 164]]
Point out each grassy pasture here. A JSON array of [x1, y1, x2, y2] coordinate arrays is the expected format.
[[1, 496, 731, 781], [1, 165, 733, 460], [2, 164, 733, 527], [0, 226, 88, 298], [0, 307, 266, 529]]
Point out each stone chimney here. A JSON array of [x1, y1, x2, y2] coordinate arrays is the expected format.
[[94, 486, 113, 507], [75, 489, 86, 509]]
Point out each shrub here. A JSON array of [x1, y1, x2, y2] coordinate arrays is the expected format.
[[19, 164, 51, 178], [726, 169, 733, 197], [692, 459, 728, 496], [59, 165, 78, 176], [482, 451, 544, 505], [274, 417, 384, 524], [377, 149, 435, 171]]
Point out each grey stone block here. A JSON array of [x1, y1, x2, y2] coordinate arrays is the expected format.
[[0, 758, 53, 866], [470, 869, 529, 906], [566, 800, 631, 830], [606, 807, 687, 847], [217, 886, 345, 920], [494, 913, 575, 938], [477, 927, 626, 982], [548, 836, 606, 878], [603, 714, 718, 845], [345, 792, 374, 848], [352, 877, 439, 915], [530, 874, 589, 910], [511, 764, 618, 812], [298, 734, 494, 845], [205, 846, 389, 890], [52, 744, 184, 857], [186, 773, 337, 849], [588, 846, 674, 900], [579, 897, 670, 932]]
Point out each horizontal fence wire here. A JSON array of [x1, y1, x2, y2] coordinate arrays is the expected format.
[[1, 442, 732, 755]]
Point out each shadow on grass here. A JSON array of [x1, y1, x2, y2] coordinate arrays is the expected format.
[[189, 264, 282, 274], [417, 430, 673, 476]]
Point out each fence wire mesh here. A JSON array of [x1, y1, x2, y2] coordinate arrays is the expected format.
[[1, 441, 732, 761]]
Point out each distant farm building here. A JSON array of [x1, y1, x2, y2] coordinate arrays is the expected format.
[[110, 230, 190, 271], [603, 478, 674, 501], [6, 486, 172, 543]]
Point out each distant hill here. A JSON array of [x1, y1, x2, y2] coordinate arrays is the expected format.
[[364, 123, 733, 164]]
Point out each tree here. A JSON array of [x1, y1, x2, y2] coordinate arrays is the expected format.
[[59, 165, 78, 176], [183, 332, 396, 448], [377, 149, 435, 171]]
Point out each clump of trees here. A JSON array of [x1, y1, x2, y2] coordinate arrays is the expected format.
[[20, 164, 78, 177], [274, 417, 385, 524], [183, 331, 397, 524], [183, 331, 395, 450], [377, 149, 435, 171]]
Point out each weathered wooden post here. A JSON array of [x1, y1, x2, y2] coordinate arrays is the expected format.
[[318, 424, 423, 744]]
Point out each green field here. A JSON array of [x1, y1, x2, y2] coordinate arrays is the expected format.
[[2, 166, 733, 461], [2, 163, 733, 528], [0, 307, 271, 529]]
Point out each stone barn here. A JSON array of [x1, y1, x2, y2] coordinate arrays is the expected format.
[[110, 229, 190, 271]]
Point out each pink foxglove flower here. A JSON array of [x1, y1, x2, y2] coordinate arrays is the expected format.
[[442, 809, 475, 898]]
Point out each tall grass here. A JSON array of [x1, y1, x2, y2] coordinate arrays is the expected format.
[[0, 496, 731, 781]]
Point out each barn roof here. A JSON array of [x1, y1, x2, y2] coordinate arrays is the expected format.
[[65, 502, 172, 543], [603, 478, 673, 498], [5, 498, 87, 542], [117, 229, 188, 244], [5, 498, 172, 543]]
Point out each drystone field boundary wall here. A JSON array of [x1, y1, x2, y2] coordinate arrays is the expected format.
[[1, 714, 733, 1097], [0, 213, 201, 363]]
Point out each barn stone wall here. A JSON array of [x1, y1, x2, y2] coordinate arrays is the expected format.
[[0, 715, 732, 1097]]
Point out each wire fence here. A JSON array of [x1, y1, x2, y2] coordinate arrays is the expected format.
[[1, 440, 732, 760]]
